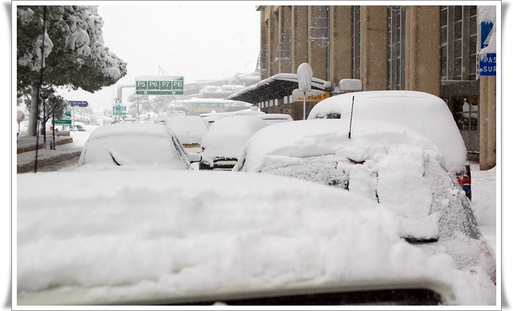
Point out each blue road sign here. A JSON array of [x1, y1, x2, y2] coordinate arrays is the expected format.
[[480, 21, 493, 49], [68, 101, 89, 107], [479, 53, 496, 76], [479, 21, 496, 76]]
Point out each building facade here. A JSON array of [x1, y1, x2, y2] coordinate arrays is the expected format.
[[249, 5, 496, 170]]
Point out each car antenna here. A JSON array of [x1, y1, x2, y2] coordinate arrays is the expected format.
[[348, 96, 355, 139]]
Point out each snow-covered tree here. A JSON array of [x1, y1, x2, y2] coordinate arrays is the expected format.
[[17, 5, 128, 136], [126, 93, 175, 117], [127, 93, 150, 118]]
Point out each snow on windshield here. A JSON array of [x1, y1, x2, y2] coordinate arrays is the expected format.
[[201, 115, 269, 161], [165, 116, 208, 144], [235, 119, 445, 240], [76, 123, 187, 170]]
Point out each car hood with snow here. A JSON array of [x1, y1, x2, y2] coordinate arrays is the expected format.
[[16, 170, 495, 306]]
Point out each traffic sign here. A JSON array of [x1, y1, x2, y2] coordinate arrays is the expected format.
[[112, 105, 127, 116], [479, 53, 496, 76], [480, 21, 493, 49], [135, 76, 184, 95], [68, 101, 89, 107], [479, 21, 496, 76], [54, 119, 72, 125]]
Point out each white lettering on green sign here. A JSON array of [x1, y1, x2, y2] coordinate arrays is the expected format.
[[135, 76, 184, 95]]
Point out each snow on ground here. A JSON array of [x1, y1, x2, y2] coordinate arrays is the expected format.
[[471, 163, 497, 254]]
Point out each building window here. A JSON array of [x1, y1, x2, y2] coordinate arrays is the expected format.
[[387, 6, 405, 90], [454, 98, 479, 131], [440, 6, 478, 80], [257, 44, 268, 76], [274, 30, 291, 63], [308, 6, 330, 47], [469, 6, 478, 80], [352, 6, 360, 79]]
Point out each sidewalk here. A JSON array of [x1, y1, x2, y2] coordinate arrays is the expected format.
[[16, 134, 85, 170], [17, 134, 74, 154]]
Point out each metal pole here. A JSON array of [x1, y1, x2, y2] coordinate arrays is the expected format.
[[42, 96, 47, 149], [303, 92, 306, 120], [35, 6, 48, 173], [348, 96, 355, 139], [52, 109, 56, 150]]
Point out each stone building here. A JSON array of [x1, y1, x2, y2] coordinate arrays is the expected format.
[[229, 5, 497, 170]]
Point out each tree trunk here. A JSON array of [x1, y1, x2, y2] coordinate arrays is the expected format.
[[27, 83, 39, 137]]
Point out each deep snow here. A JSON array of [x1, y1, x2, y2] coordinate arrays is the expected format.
[[14, 124, 498, 307]]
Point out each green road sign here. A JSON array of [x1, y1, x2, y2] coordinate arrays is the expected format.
[[112, 105, 127, 116], [135, 76, 184, 95], [113, 106, 126, 111], [54, 119, 72, 125], [64, 111, 71, 117]]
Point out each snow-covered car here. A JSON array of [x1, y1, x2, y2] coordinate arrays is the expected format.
[[17, 169, 495, 306], [72, 122, 87, 132], [233, 119, 496, 290], [164, 115, 209, 150], [201, 109, 265, 127], [201, 109, 293, 127], [76, 123, 201, 170], [308, 90, 473, 200], [199, 115, 269, 170]]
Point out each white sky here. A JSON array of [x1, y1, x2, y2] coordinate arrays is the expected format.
[[58, 2, 262, 110]]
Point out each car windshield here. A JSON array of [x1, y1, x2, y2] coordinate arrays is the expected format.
[[77, 123, 189, 170]]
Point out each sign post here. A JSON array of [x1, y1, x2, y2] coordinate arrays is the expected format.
[[68, 101, 89, 131], [297, 63, 313, 120]]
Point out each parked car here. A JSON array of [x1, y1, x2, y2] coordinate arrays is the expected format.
[[17, 168, 495, 305], [307, 90, 472, 200], [73, 124, 86, 131], [72, 122, 87, 131], [233, 119, 496, 289], [76, 123, 201, 170], [165, 115, 209, 150], [199, 115, 268, 170], [258, 113, 294, 125], [201, 109, 265, 127]]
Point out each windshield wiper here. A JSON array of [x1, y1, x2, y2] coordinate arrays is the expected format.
[[403, 236, 439, 244], [109, 152, 122, 166]]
